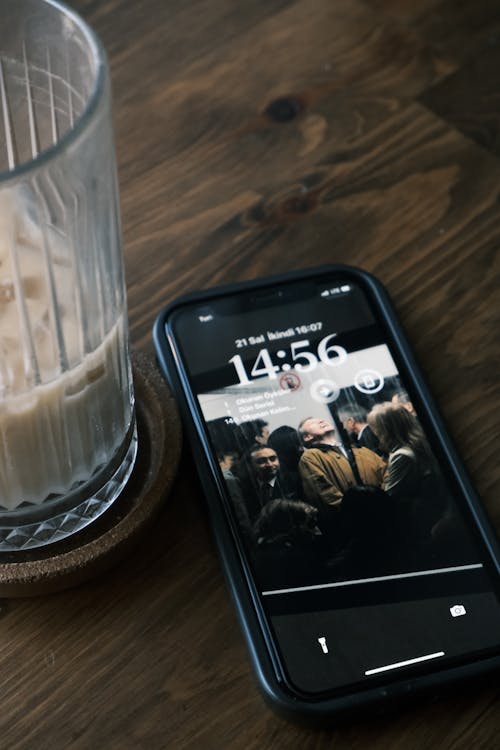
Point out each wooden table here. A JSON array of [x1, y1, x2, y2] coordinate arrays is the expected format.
[[2, 0, 500, 747]]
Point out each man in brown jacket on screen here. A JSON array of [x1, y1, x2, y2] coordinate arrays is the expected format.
[[297, 417, 386, 508]]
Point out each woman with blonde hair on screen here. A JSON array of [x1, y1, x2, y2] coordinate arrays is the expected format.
[[367, 402, 449, 561]]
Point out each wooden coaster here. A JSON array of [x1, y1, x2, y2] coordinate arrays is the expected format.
[[0, 350, 182, 597]]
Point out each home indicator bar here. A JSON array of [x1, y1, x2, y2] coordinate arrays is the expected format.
[[365, 651, 445, 676]]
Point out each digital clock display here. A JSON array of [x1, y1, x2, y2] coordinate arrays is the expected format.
[[228, 335, 347, 384]]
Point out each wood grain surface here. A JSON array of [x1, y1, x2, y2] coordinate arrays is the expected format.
[[1, 0, 500, 748]]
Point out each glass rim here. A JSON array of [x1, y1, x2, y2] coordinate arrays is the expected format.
[[0, 0, 106, 184]]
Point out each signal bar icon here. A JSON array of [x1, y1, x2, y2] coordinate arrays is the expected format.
[[321, 285, 352, 298]]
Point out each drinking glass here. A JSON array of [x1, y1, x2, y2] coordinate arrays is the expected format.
[[0, 0, 136, 550]]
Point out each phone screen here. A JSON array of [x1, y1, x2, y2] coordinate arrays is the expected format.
[[167, 272, 500, 696]]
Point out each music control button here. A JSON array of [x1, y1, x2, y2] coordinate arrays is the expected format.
[[310, 378, 340, 403]]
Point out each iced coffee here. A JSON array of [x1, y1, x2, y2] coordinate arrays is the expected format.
[[0, 0, 136, 548], [0, 191, 133, 512]]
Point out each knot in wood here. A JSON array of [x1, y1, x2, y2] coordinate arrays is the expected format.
[[264, 97, 303, 123]]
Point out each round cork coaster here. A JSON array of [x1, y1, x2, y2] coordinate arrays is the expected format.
[[0, 350, 182, 597]]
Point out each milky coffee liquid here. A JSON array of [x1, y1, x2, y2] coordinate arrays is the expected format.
[[0, 191, 132, 510]]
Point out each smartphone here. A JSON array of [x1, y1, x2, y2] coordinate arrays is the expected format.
[[153, 265, 500, 723]]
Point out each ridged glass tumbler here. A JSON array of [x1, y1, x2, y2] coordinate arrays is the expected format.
[[0, 0, 136, 551]]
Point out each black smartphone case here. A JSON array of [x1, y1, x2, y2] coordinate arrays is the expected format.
[[153, 264, 500, 725]]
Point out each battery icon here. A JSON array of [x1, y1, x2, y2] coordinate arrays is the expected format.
[[340, 285, 351, 293]]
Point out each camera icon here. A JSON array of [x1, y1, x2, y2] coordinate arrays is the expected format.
[[450, 604, 467, 618]]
